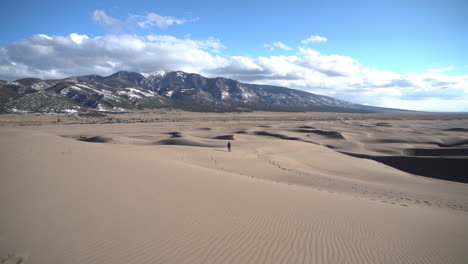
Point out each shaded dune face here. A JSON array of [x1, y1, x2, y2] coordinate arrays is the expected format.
[[292, 129, 345, 139], [77, 136, 113, 143], [375, 122, 391, 127], [405, 148, 468, 156], [342, 152, 468, 183], [212, 135, 235, 140], [156, 138, 224, 148], [167, 132, 182, 138], [254, 131, 302, 141], [444, 128, 468, 132]]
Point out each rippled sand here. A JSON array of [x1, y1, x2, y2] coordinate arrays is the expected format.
[[1, 112, 468, 264]]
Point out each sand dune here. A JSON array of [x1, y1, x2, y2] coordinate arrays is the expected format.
[[1, 112, 468, 264], [437, 139, 468, 147]]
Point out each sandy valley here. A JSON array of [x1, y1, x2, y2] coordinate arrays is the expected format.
[[1, 111, 468, 264]]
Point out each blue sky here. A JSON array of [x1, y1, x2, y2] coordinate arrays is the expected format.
[[1, 0, 467, 111]]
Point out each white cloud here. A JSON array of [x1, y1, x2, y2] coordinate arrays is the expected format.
[[91, 10, 191, 32], [0, 33, 224, 80], [145, 35, 225, 53], [378, 98, 468, 112], [69, 33, 89, 44], [92, 10, 125, 33], [301, 35, 328, 44], [264, 42, 292, 51], [298, 48, 360, 77], [0, 33, 467, 112], [130, 13, 188, 29], [427, 66, 453, 73]]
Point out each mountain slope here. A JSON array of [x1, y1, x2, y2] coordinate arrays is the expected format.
[[0, 71, 400, 113]]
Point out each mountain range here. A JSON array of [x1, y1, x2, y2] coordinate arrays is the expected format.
[[0, 71, 400, 113]]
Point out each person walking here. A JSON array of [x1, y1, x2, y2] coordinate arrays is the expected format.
[[227, 141, 231, 152]]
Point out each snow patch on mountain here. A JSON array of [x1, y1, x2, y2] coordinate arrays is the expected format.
[[141, 70, 167, 78], [117, 88, 157, 99]]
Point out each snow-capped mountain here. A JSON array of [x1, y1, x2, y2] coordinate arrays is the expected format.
[[0, 71, 397, 113]]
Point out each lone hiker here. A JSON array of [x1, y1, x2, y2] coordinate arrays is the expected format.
[[227, 142, 231, 152]]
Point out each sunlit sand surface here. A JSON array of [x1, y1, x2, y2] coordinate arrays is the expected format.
[[1, 112, 467, 263]]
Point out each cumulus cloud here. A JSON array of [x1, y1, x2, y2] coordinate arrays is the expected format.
[[298, 48, 360, 77], [264, 42, 292, 51], [92, 10, 191, 33], [301, 35, 328, 44], [0, 33, 224, 80], [69, 33, 89, 44], [0, 33, 467, 111]]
